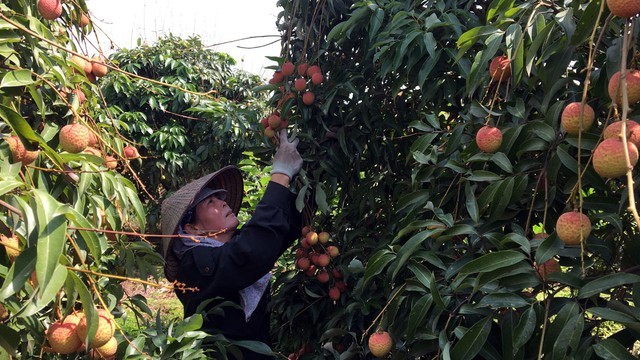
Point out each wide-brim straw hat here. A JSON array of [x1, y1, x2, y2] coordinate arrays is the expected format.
[[161, 165, 243, 281]]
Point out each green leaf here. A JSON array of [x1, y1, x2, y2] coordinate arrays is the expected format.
[[232, 340, 274, 355], [361, 250, 395, 290], [535, 233, 562, 264], [0, 69, 34, 87], [587, 307, 637, 323], [578, 273, 640, 299], [513, 306, 536, 354], [390, 230, 433, 281], [464, 181, 479, 223], [407, 294, 433, 338], [593, 338, 638, 360], [0, 323, 19, 355], [32, 189, 67, 290], [450, 316, 492, 360], [491, 152, 513, 173], [0, 247, 36, 301], [35, 263, 67, 309], [476, 293, 529, 309], [459, 250, 526, 275], [467, 170, 502, 182], [66, 208, 102, 264]]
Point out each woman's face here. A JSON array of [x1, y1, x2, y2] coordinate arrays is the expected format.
[[191, 192, 239, 233]]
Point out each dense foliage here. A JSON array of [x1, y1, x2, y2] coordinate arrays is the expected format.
[[267, 0, 640, 359]]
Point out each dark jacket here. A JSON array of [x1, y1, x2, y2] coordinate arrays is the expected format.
[[173, 181, 301, 359]]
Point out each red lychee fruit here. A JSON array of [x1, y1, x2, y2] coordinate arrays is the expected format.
[[268, 114, 282, 129], [331, 268, 343, 279], [87, 131, 98, 148], [327, 245, 340, 258], [70, 55, 91, 75], [608, 69, 640, 105], [296, 257, 310, 270], [328, 287, 341, 301], [76, 309, 115, 348], [489, 55, 511, 83], [59, 123, 90, 153], [317, 270, 330, 283], [297, 63, 309, 77], [91, 57, 108, 78], [84, 147, 101, 157], [269, 71, 284, 84], [536, 258, 561, 282], [368, 330, 393, 358], [79, 13, 91, 28], [301, 226, 312, 237], [72, 88, 86, 104], [89, 336, 117, 359], [302, 91, 315, 106], [37, 0, 62, 20], [123, 146, 139, 159], [260, 117, 269, 128], [306, 231, 318, 245], [294, 78, 307, 91], [555, 211, 591, 246], [46, 322, 82, 354], [561, 102, 595, 135], [311, 73, 324, 85], [281, 62, 295, 76], [592, 138, 638, 178], [606, 0, 640, 18], [63, 312, 84, 326], [603, 120, 640, 147], [317, 254, 331, 267], [306, 65, 321, 77], [475, 125, 503, 153]]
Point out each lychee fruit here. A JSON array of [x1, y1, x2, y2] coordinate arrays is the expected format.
[[20, 148, 39, 165], [327, 245, 340, 258], [306, 231, 318, 245], [489, 55, 511, 83], [281, 62, 295, 77], [104, 156, 117, 170], [475, 125, 503, 153], [268, 114, 282, 129], [71, 88, 86, 104], [59, 123, 90, 153], [269, 71, 284, 84], [302, 91, 315, 106], [328, 287, 341, 301], [6, 135, 26, 163], [264, 127, 276, 139], [317, 254, 331, 267], [555, 211, 591, 245], [79, 13, 91, 27], [606, 0, 640, 18], [87, 131, 98, 147], [1, 234, 20, 261], [306, 65, 321, 77], [603, 120, 640, 147], [311, 73, 324, 85], [84, 147, 101, 157], [608, 69, 640, 105], [76, 309, 115, 348], [317, 270, 330, 283], [368, 330, 393, 358], [91, 57, 108, 78], [123, 146, 139, 159], [37, 0, 62, 20], [317, 231, 330, 244], [70, 55, 88, 74], [46, 322, 82, 354], [63, 312, 84, 326], [592, 138, 638, 178], [260, 117, 269, 128], [536, 259, 561, 282], [297, 63, 309, 77], [89, 336, 117, 359], [296, 257, 310, 270], [294, 78, 307, 91], [561, 102, 595, 135]]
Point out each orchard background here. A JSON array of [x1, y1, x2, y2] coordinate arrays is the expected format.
[[1, 0, 640, 359]]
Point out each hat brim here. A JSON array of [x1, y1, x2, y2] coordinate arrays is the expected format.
[[160, 165, 243, 254]]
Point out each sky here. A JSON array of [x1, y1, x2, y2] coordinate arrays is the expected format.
[[86, 0, 283, 78]]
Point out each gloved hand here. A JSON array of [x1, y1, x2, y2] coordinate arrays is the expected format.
[[271, 128, 303, 180]]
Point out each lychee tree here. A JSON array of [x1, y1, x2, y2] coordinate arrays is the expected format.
[[266, 0, 640, 358], [0, 0, 269, 358]]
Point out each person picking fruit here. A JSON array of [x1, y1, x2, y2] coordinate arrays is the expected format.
[[161, 129, 303, 359]]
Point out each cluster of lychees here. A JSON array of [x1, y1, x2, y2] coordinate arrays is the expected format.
[[295, 227, 345, 301], [261, 61, 325, 139], [45, 308, 117, 359]]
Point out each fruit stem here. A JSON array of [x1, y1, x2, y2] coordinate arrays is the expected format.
[[361, 283, 406, 344], [619, 21, 640, 235]]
